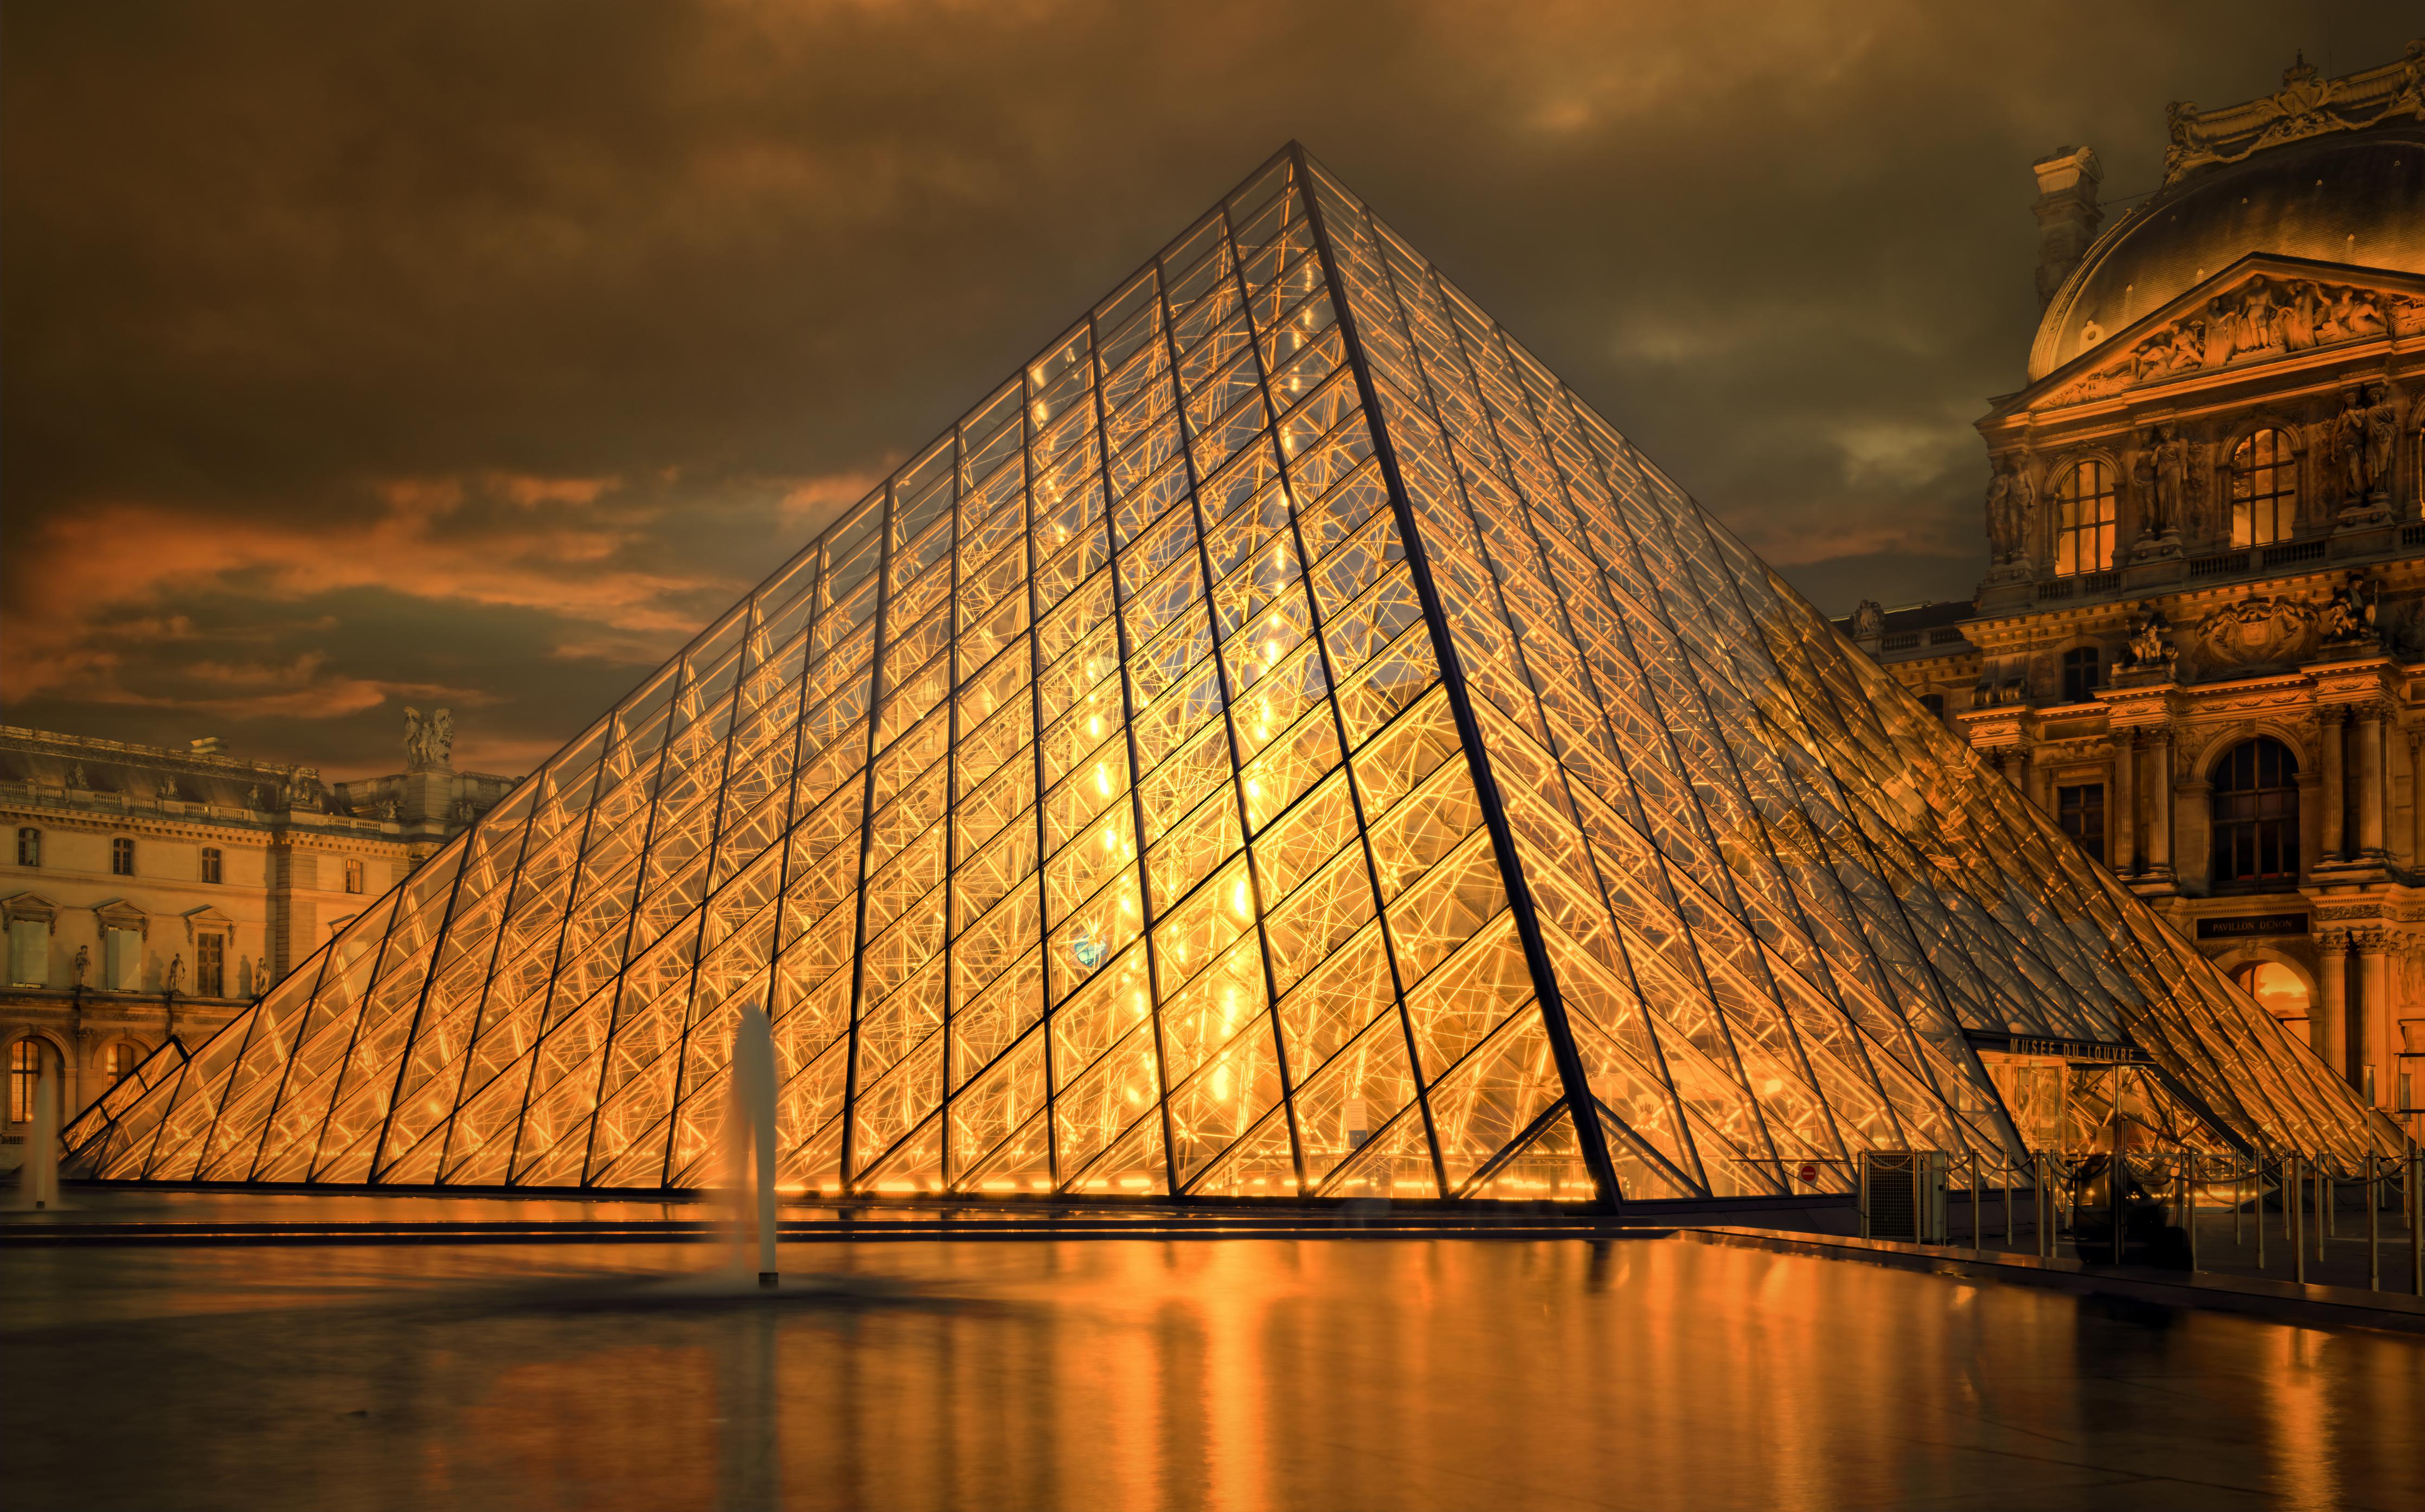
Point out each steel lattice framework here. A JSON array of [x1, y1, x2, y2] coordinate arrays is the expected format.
[[62, 146, 2401, 1203]]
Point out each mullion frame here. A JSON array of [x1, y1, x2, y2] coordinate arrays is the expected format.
[[1298, 159, 1624, 1206], [1423, 265, 1847, 1178], [837, 479, 901, 1188]]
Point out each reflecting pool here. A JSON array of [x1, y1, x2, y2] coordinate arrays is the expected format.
[[7, 1237, 2420, 1510]]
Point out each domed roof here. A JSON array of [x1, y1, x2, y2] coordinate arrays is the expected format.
[[2028, 124, 2425, 381]]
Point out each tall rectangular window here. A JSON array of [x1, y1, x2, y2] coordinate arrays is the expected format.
[[2055, 461, 2116, 576], [2230, 428, 2297, 547], [2057, 783, 2105, 865], [344, 858, 366, 894], [7, 919, 47, 987], [15, 828, 37, 867], [111, 837, 135, 876], [2061, 647, 2102, 704], [195, 932, 225, 997], [200, 847, 223, 884], [106, 928, 143, 990]]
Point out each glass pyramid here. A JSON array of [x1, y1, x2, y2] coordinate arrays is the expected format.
[[62, 146, 2400, 1204]]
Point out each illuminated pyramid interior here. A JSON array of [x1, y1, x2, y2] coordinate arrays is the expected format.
[[63, 146, 2399, 1202]]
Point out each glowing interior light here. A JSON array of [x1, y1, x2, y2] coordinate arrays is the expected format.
[[1212, 1067, 1233, 1100], [1089, 716, 1102, 738], [1101, 826, 1118, 852], [1095, 764, 1112, 796], [1233, 879, 1250, 915]]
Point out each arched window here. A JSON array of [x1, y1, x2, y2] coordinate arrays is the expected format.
[[2061, 646, 2102, 703], [9, 1038, 42, 1124], [2233, 961, 2312, 1046], [2055, 461, 2116, 575], [15, 828, 37, 867], [2211, 738, 2300, 885], [106, 1041, 143, 1085], [2229, 428, 2297, 546], [111, 837, 135, 876]]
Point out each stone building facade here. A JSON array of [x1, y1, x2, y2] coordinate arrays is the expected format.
[[0, 717, 514, 1169], [1847, 47, 2425, 1141]]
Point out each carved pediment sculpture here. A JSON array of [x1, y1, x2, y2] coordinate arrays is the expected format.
[[2040, 273, 2422, 407], [2192, 595, 2318, 671]]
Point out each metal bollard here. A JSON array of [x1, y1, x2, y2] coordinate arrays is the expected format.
[[2255, 1153, 2266, 1272], [2411, 1146, 2423, 1297], [2367, 1155, 2379, 1293], [2279, 1153, 2299, 1279], [2185, 1155, 2198, 1272], [2003, 1153, 2014, 1249], [1971, 1150, 1983, 1258]]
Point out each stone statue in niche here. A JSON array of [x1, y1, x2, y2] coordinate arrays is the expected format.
[[67, 763, 87, 788], [255, 956, 268, 995], [2150, 426, 2187, 537], [2129, 446, 2160, 542], [72, 944, 89, 988], [1850, 600, 1884, 640], [2329, 392, 2370, 504], [247, 785, 263, 810], [2361, 383, 2398, 500], [166, 953, 185, 995], [1984, 462, 2020, 562]]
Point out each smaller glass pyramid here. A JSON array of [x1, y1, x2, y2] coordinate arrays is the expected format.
[[62, 145, 2404, 1204]]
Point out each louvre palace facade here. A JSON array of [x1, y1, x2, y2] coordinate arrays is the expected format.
[[0, 721, 512, 1170], [1845, 46, 2425, 1141]]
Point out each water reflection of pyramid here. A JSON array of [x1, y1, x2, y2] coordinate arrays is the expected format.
[[65, 146, 2397, 1203]]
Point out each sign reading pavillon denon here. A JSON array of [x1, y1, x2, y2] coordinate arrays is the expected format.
[[2196, 913, 2311, 940]]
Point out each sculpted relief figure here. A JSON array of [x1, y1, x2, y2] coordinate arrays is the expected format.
[[2391, 40, 2425, 119], [2197, 595, 2319, 670], [2127, 608, 2172, 665], [2163, 100, 2217, 178], [2276, 282, 2323, 351], [1850, 600, 1885, 640], [402, 706, 456, 770], [1984, 462, 2019, 562], [2318, 577, 2377, 643]]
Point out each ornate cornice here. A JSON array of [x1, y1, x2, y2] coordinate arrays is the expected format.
[[2161, 47, 2425, 186]]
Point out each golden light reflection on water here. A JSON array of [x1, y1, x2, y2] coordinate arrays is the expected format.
[[6, 1237, 2422, 1510]]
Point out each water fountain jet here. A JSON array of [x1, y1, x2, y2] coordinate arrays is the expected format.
[[724, 1001, 779, 1288]]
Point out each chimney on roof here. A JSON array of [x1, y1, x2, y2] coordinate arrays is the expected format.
[[189, 736, 224, 757], [2030, 146, 2103, 309]]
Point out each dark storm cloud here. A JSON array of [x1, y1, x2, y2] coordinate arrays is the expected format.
[[3, 1, 2411, 775]]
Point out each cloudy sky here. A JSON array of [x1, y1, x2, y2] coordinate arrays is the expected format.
[[3, 2, 2410, 779]]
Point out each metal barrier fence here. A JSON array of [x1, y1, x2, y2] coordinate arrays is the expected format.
[[1850, 1146, 2425, 1296]]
